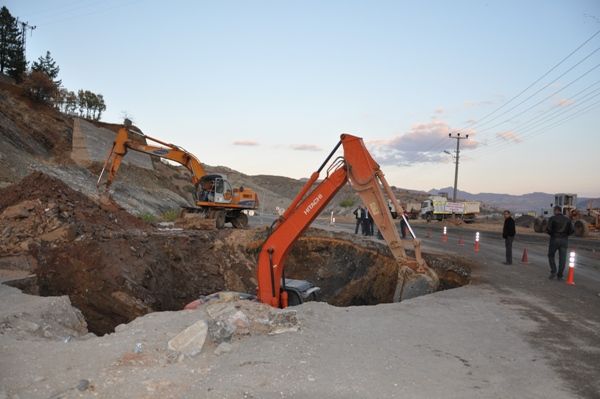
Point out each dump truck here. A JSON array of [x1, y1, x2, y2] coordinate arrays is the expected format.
[[420, 196, 480, 223]]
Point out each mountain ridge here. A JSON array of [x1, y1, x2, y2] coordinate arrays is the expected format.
[[428, 187, 600, 212]]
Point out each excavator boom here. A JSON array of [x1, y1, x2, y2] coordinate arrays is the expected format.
[[98, 127, 206, 189], [257, 134, 428, 308]]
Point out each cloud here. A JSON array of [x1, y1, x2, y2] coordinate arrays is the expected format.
[[291, 144, 322, 151], [496, 131, 522, 143], [464, 99, 494, 108], [557, 98, 574, 107], [434, 108, 444, 114], [368, 120, 479, 166], [233, 140, 259, 146]]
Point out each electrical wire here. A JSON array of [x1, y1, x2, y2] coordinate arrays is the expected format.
[[461, 28, 600, 132], [475, 59, 600, 134]]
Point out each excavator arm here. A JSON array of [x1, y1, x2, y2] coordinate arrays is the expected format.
[[97, 126, 206, 190], [257, 134, 427, 308]]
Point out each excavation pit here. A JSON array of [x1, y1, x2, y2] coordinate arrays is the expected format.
[[15, 228, 470, 335], [1, 173, 471, 336]]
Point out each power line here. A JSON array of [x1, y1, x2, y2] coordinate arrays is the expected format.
[[476, 60, 600, 134], [409, 30, 600, 166], [472, 99, 600, 159], [35, 0, 144, 27], [492, 86, 600, 140], [461, 28, 600, 132], [474, 46, 600, 133], [506, 80, 600, 133], [471, 92, 600, 156]]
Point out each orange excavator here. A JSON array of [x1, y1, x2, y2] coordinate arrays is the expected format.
[[97, 121, 259, 229], [257, 134, 434, 308]]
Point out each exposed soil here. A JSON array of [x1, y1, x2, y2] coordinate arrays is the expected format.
[[0, 172, 148, 254], [0, 81, 73, 160], [515, 214, 536, 227], [1, 172, 471, 336]]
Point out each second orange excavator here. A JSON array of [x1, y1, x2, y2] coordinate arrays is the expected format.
[[97, 121, 259, 229]]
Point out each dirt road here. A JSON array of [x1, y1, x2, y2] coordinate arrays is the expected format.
[[250, 215, 600, 398]]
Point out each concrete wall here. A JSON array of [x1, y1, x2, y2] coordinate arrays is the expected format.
[[71, 118, 153, 170]]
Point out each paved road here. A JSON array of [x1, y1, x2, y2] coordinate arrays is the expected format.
[[250, 214, 600, 398]]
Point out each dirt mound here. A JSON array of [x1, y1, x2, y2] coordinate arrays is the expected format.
[[0, 172, 147, 254], [515, 214, 536, 227]]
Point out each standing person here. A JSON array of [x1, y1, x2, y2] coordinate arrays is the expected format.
[[502, 210, 516, 265], [400, 210, 409, 239], [362, 208, 372, 236], [367, 209, 374, 236], [546, 206, 575, 280], [353, 206, 365, 234]]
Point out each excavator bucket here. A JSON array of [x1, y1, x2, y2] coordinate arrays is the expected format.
[[340, 134, 438, 300]]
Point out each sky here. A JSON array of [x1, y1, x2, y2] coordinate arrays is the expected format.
[[5, 0, 600, 196]]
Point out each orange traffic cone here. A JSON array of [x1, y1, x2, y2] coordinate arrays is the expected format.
[[566, 251, 576, 285], [474, 232, 480, 253], [442, 226, 448, 242], [521, 248, 529, 264]]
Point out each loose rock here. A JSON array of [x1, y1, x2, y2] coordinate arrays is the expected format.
[[167, 320, 208, 357]]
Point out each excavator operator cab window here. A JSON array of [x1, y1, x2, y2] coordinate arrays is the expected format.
[[213, 178, 233, 203], [215, 178, 224, 194]]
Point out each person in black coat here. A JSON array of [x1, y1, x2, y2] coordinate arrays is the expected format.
[[546, 206, 575, 280], [363, 208, 374, 236], [502, 210, 516, 265]]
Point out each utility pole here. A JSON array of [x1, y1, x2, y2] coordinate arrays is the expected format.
[[17, 18, 36, 50], [448, 132, 469, 202]]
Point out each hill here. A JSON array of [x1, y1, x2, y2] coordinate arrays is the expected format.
[[2, 78, 411, 217]]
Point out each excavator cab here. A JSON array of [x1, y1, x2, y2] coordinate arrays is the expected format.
[[197, 174, 233, 204]]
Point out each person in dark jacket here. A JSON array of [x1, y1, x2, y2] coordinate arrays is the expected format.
[[363, 208, 374, 236], [502, 210, 516, 264], [546, 206, 575, 280], [353, 206, 366, 234]]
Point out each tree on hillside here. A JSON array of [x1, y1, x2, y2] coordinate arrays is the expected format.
[[22, 70, 58, 102], [31, 51, 61, 86], [57, 88, 78, 115], [93, 93, 106, 120], [0, 6, 26, 82], [76, 89, 106, 121]]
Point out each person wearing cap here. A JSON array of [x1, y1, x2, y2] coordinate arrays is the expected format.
[[546, 206, 575, 280], [502, 210, 516, 264]]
